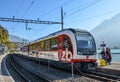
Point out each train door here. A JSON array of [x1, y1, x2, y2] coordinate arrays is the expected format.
[[58, 35, 64, 61], [58, 35, 73, 62]]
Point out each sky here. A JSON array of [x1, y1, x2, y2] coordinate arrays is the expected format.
[[0, 0, 120, 41]]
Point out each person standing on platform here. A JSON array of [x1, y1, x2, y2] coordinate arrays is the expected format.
[[100, 48, 106, 66], [100, 48, 106, 59], [108, 48, 112, 64], [106, 47, 112, 65]]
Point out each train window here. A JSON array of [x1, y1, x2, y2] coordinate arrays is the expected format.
[[36, 43, 39, 50], [40, 41, 45, 50], [77, 36, 94, 48], [31, 45, 34, 51], [32, 44, 36, 50], [76, 36, 96, 55], [30, 45, 33, 51], [51, 38, 58, 50], [63, 36, 72, 51], [37, 42, 41, 51], [45, 40, 50, 51], [29, 45, 31, 51]]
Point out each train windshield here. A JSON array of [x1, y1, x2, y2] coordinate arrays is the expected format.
[[76, 34, 96, 55]]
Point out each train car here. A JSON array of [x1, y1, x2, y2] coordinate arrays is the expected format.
[[21, 28, 97, 68]]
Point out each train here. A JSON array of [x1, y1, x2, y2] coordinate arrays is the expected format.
[[20, 28, 97, 68]]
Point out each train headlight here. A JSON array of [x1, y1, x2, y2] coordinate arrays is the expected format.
[[78, 52, 82, 55]]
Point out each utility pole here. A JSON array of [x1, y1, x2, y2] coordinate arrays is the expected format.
[[71, 63, 74, 79], [61, 7, 64, 30]]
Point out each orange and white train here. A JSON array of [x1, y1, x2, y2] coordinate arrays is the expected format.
[[20, 28, 97, 68]]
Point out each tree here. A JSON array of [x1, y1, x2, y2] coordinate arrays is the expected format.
[[0, 25, 15, 51]]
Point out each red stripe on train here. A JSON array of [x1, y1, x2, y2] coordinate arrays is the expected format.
[[71, 59, 97, 63]]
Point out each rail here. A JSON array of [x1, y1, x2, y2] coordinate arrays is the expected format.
[[10, 54, 120, 82], [8, 54, 50, 82]]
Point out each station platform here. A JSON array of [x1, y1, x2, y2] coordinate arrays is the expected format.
[[98, 62, 120, 70], [96, 62, 120, 77], [0, 54, 14, 82], [97, 59, 120, 70]]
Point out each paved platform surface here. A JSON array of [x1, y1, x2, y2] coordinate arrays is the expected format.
[[96, 62, 120, 77], [97, 61, 120, 71], [99, 62, 120, 71], [0, 54, 14, 82]]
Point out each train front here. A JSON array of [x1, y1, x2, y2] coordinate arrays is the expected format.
[[73, 30, 97, 68]]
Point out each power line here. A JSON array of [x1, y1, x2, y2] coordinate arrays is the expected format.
[[28, 25, 53, 39], [15, 0, 24, 16], [12, 0, 79, 39], [33, 0, 73, 36], [64, 0, 97, 13], [22, 0, 36, 18], [39, 7, 60, 18], [13, 0, 36, 34], [65, 9, 120, 25], [12, 0, 25, 34], [29, 0, 73, 38], [38, 0, 72, 19], [45, 0, 89, 22], [61, 0, 73, 7], [65, 0, 102, 18]]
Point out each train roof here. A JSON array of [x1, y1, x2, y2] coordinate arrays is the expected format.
[[30, 28, 90, 44]]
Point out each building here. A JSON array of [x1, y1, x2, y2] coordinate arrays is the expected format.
[[0, 43, 7, 55]]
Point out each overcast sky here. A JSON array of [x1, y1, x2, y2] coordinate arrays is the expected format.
[[0, 0, 120, 40]]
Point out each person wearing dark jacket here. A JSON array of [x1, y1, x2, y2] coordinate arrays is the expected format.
[[101, 48, 106, 59], [106, 48, 112, 65]]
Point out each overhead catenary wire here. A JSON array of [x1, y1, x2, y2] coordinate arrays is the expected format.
[[65, 9, 120, 25], [65, 0, 99, 14], [13, 0, 36, 33], [43, 0, 100, 23], [22, 0, 36, 18], [29, 0, 99, 39], [39, 0, 103, 32], [15, 0, 25, 17], [12, 0, 25, 35], [14, 0, 70, 39], [28, 0, 73, 39], [28, 24, 58, 40], [64, 0, 102, 18], [36, 0, 72, 25], [28, 26, 47, 38], [36, 0, 73, 30], [38, 0, 73, 18]]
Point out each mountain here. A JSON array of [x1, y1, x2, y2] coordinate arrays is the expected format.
[[9, 35, 29, 49], [9, 35, 28, 43], [91, 13, 120, 48]]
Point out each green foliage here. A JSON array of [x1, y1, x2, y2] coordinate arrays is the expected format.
[[0, 25, 15, 51]]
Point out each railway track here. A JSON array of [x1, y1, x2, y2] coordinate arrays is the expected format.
[[6, 54, 50, 82], [74, 65, 120, 82], [54, 62, 120, 82], [6, 55, 29, 82], [49, 62, 120, 82], [85, 70, 120, 81], [9, 54, 120, 82]]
